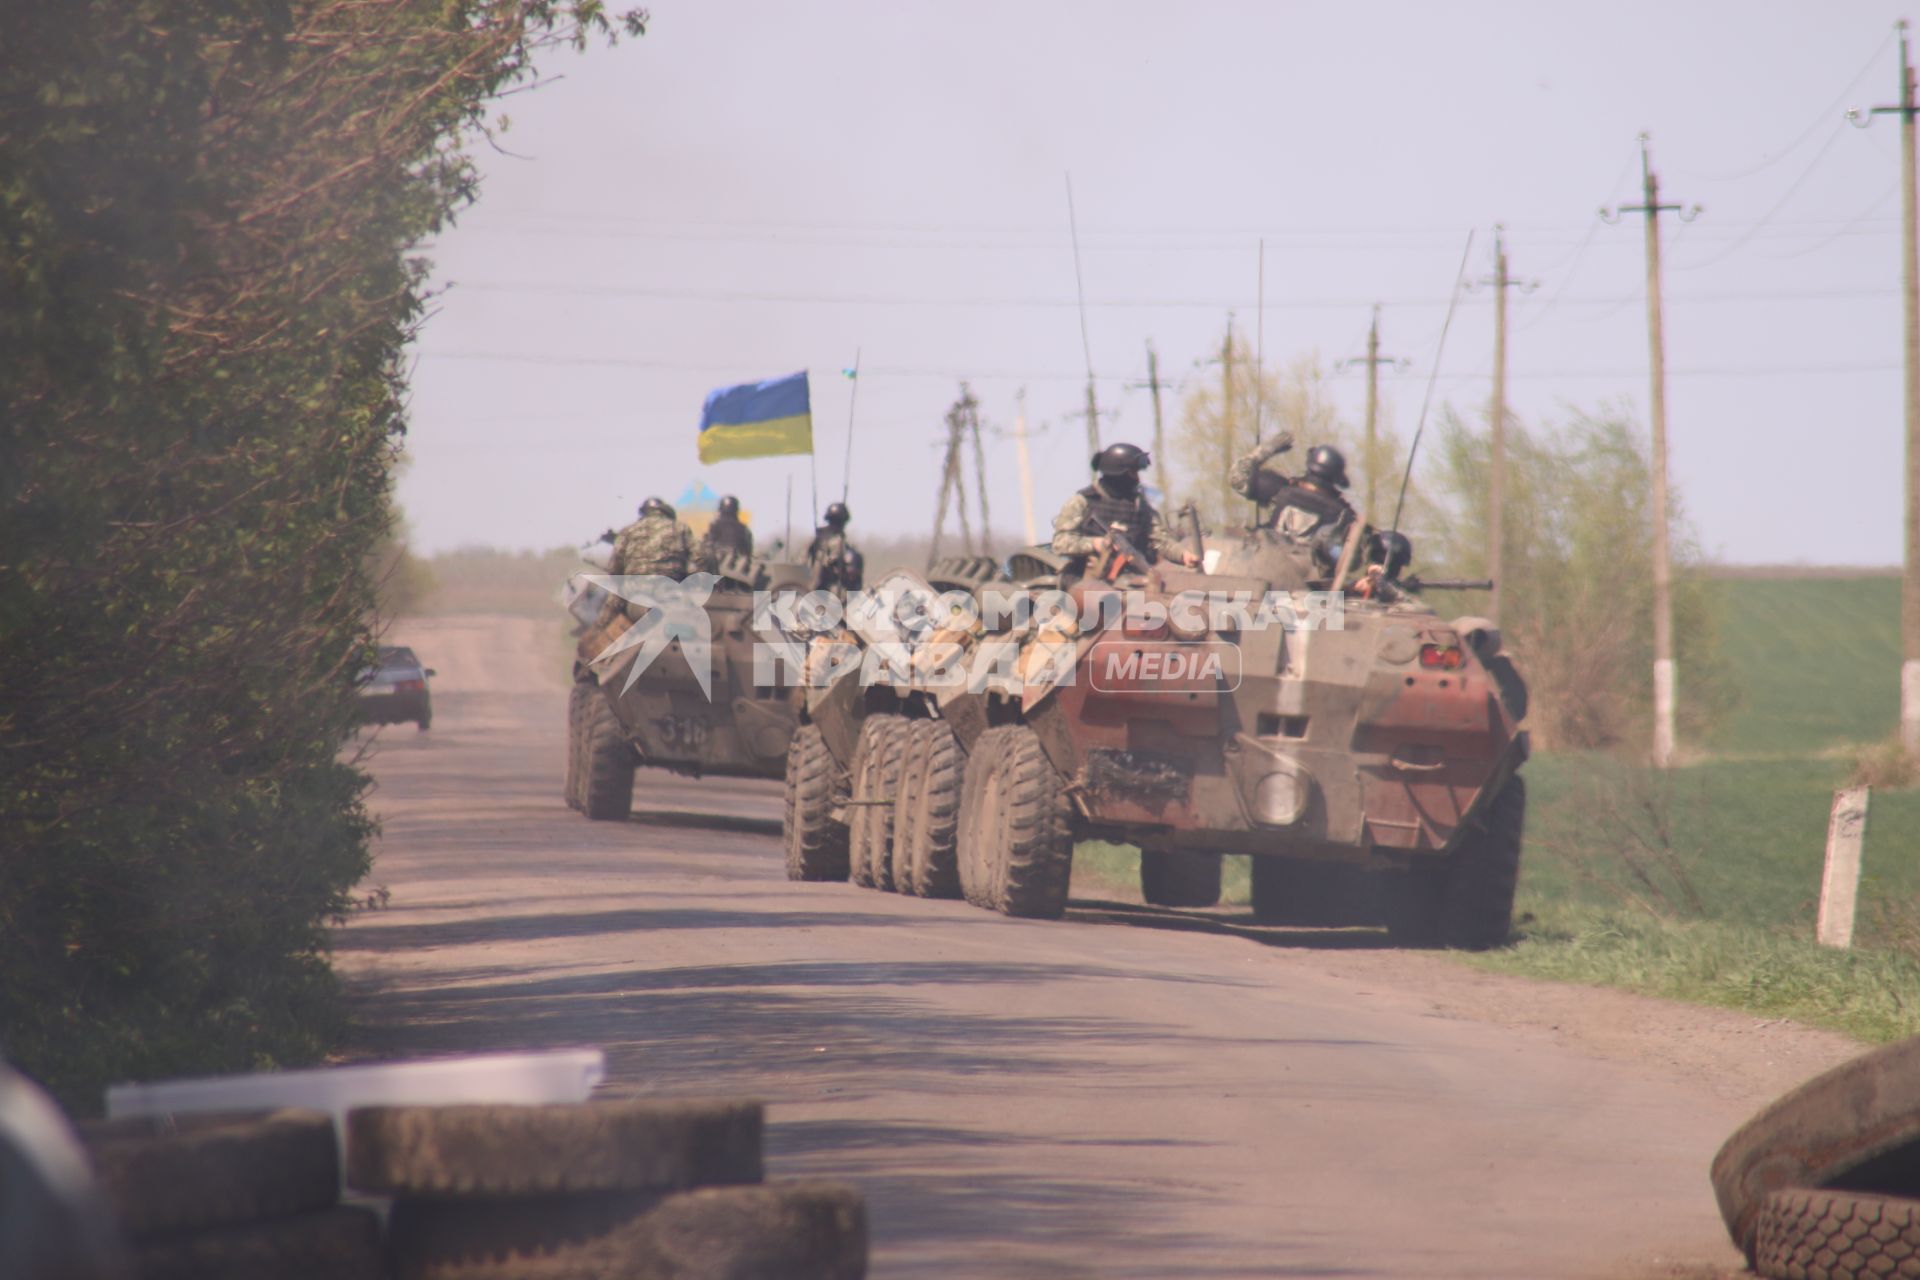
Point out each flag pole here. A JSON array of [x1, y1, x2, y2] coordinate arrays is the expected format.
[[841, 350, 861, 503], [785, 473, 793, 555]]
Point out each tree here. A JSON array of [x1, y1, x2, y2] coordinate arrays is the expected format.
[[1417, 405, 1732, 753], [1169, 327, 1408, 530], [0, 0, 643, 1109]]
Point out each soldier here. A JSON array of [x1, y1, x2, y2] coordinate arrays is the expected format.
[[601, 498, 696, 624], [1051, 443, 1198, 582], [697, 494, 753, 569], [807, 502, 864, 592], [1231, 434, 1357, 539]]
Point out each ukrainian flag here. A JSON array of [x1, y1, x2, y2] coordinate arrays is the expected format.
[[698, 371, 813, 464]]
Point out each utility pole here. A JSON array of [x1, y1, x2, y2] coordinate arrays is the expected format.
[[1337, 306, 1408, 525], [1468, 228, 1537, 624], [1604, 134, 1700, 769], [1145, 342, 1168, 499], [1012, 388, 1038, 545], [1856, 22, 1920, 755], [1219, 318, 1235, 519]]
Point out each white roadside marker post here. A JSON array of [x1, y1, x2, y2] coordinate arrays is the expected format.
[[1816, 786, 1872, 949]]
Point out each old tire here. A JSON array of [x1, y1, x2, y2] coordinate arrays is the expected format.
[[1380, 774, 1524, 951], [78, 1108, 339, 1238], [1714, 1037, 1920, 1261], [1249, 859, 1379, 926], [132, 1206, 382, 1280], [1754, 1188, 1920, 1280], [1139, 850, 1223, 908], [387, 1182, 867, 1280], [347, 1099, 761, 1197], [958, 725, 1073, 920], [900, 720, 963, 899], [565, 681, 594, 811], [582, 692, 635, 822], [784, 724, 849, 881], [848, 715, 908, 891]]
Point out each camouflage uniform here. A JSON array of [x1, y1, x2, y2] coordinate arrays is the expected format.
[[1050, 479, 1184, 579], [806, 527, 863, 592], [609, 513, 694, 578], [1230, 434, 1354, 539]]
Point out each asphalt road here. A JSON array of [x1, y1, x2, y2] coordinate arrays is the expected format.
[[336, 614, 1860, 1279]]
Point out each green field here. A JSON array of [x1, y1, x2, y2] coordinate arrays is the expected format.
[[1078, 574, 1920, 1041]]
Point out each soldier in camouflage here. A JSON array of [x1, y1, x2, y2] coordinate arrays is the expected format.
[[807, 502, 863, 592], [1051, 443, 1197, 582], [1230, 433, 1357, 539], [597, 498, 695, 625]]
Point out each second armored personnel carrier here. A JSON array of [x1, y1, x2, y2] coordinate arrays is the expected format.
[[782, 534, 1529, 949], [565, 554, 809, 821]]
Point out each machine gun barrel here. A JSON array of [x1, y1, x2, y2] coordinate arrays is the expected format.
[[1403, 576, 1494, 592]]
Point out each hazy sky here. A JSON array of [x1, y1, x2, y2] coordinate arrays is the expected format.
[[403, 1, 1916, 564]]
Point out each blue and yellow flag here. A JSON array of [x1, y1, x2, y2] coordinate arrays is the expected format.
[[698, 371, 812, 464]]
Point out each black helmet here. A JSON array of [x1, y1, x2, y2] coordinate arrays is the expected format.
[[1305, 445, 1349, 489], [823, 501, 850, 528], [718, 495, 741, 518], [1092, 442, 1151, 476], [639, 497, 674, 518], [1365, 529, 1414, 578]]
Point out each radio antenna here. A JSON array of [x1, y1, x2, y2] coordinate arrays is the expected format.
[[1390, 229, 1476, 535]]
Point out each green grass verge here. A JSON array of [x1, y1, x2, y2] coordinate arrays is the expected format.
[[1473, 900, 1920, 1043]]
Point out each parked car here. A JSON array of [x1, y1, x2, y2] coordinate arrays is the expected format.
[[357, 645, 434, 730]]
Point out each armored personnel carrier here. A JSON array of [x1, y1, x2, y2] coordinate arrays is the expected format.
[[782, 533, 1529, 949], [565, 553, 809, 821]]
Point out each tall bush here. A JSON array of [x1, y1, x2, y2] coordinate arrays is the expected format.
[[0, 1, 641, 1109]]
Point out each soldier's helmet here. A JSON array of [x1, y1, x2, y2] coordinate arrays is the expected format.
[[1365, 529, 1415, 578], [639, 496, 675, 518], [1092, 442, 1151, 476], [823, 501, 851, 528], [1305, 445, 1349, 490], [718, 495, 741, 518]]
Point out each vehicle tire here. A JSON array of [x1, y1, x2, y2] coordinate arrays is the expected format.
[[784, 724, 849, 882], [1714, 1037, 1920, 1261], [889, 722, 932, 893], [1486, 653, 1529, 722], [1753, 1188, 1920, 1280], [902, 721, 964, 900], [1249, 859, 1378, 926], [565, 681, 594, 811], [582, 692, 635, 822], [957, 727, 1011, 910], [77, 1108, 339, 1238], [132, 1206, 382, 1280], [417, 716, 430, 731], [1139, 850, 1223, 908], [963, 724, 1072, 920], [386, 1181, 866, 1280], [1380, 775, 1523, 951], [847, 715, 907, 891], [346, 1099, 762, 1197]]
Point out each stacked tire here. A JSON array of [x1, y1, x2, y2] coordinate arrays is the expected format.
[[79, 1108, 381, 1280], [1713, 1036, 1920, 1279], [353, 1098, 866, 1280]]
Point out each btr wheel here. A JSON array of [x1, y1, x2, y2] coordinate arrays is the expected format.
[[1381, 775, 1524, 950], [1139, 850, 1222, 908], [783, 724, 849, 881], [565, 681, 593, 811], [847, 715, 908, 890], [889, 723, 933, 894], [959, 725, 1072, 920], [900, 721, 964, 899], [581, 693, 635, 822]]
